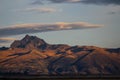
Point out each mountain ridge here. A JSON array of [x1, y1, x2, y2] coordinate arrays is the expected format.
[[0, 35, 120, 76]]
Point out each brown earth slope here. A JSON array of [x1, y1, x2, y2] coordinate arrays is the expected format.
[[0, 35, 120, 75]]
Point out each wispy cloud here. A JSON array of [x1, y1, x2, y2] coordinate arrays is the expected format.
[[15, 7, 58, 13], [0, 38, 16, 43], [31, 0, 120, 5], [24, 7, 57, 13], [49, 0, 81, 3], [31, 0, 44, 5], [107, 6, 120, 15], [108, 11, 116, 15], [31, 0, 81, 4], [0, 22, 103, 37]]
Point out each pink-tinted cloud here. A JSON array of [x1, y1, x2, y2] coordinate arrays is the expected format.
[[0, 38, 16, 43]]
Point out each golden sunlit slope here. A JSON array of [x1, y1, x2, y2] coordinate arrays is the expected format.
[[0, 35, 120, 75]]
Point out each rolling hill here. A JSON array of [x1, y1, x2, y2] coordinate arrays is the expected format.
[[0, 35, 120, 76]]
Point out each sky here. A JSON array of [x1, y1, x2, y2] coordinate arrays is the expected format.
[[0, 0, 120, 48]]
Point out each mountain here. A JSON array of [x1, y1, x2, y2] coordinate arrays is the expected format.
[[11, 35, 47, 49], [0, 35, 120, 76]]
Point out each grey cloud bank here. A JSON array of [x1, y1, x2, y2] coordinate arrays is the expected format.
[[32, 0, 120, 5], [0, 22, 103, 37]]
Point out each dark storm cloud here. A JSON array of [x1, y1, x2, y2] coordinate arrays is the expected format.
[[31, 0, 120, 5], [81, 0, 120, 5]]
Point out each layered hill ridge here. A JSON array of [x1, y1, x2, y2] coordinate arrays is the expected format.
[[0, 35, 120, 75]]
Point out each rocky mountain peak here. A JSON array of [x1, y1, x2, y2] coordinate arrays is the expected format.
[[22, 35, 40, 41], [10, 35, 47, 49]]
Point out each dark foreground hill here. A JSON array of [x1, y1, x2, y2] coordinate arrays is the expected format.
[[0, 35, 120, 77]]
